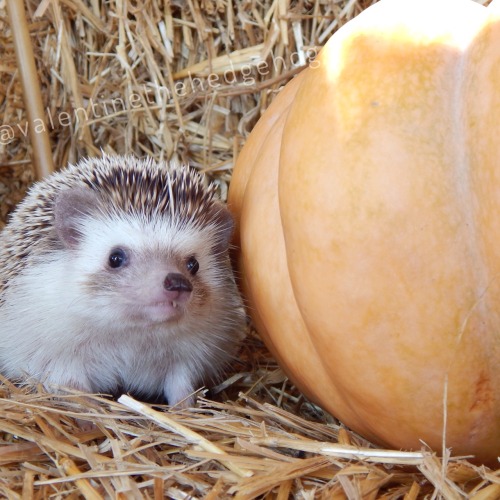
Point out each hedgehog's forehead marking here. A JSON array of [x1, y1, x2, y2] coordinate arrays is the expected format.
[[81, 160, 217, 223]]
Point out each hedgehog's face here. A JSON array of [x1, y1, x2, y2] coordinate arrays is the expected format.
[[53, 187, 234, 330]]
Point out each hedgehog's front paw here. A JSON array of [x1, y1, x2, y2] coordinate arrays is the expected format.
[[42, 373, 94, 396], [164, 371, 197, 408]]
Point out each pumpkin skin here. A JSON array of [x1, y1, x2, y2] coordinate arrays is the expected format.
[[228, 0, 500, 464]]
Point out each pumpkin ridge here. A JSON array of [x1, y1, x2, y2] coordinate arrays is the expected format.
[[453, 30, 492, 348]]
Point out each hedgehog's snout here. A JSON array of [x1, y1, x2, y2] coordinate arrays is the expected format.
[[163, 273, 193, 307]]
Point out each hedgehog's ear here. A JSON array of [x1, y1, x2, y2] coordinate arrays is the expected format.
[[211, 202, 234, 252], [54, 187, 99, 249]]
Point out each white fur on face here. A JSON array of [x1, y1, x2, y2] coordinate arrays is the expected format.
[[63, 212, 220, 327]]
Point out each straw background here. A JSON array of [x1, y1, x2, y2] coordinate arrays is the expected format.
[[1, 0, 499, 498]]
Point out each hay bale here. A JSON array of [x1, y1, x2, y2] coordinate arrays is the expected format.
[[0, 0, 499, 497]]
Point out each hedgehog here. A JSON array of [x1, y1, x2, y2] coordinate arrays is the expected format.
[[0, 154, 246, 406]]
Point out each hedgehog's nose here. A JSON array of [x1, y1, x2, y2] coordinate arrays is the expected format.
[[164, 273, 193, 293]]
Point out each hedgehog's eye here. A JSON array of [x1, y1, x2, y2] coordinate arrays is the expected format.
[[108, 248, 128, 269], [186, 256, 199, 275]]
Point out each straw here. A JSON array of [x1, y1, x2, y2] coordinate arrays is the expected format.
[[5, 0, 54, 179]]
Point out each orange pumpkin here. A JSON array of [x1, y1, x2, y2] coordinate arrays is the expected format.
[[228, 0, 500, 464]]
